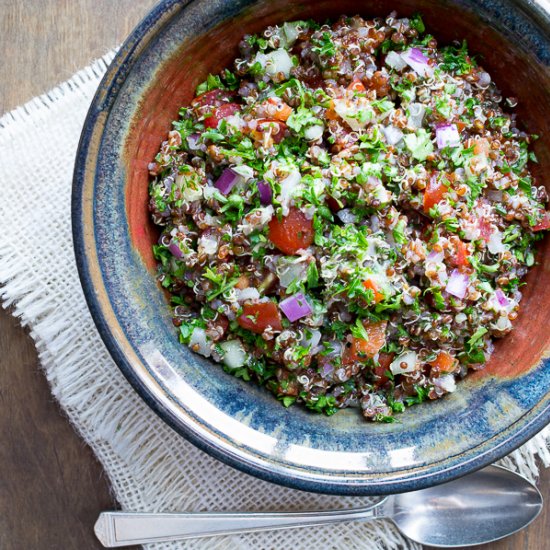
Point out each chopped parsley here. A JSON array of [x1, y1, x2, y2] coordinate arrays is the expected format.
[[147, 13, 549, 424]]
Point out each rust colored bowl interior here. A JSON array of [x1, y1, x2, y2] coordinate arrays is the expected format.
[[74, 0, 550, 494], [128, 0, 550, 379]]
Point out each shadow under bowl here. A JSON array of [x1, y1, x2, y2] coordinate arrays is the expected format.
[[73, 0, 550, 495]]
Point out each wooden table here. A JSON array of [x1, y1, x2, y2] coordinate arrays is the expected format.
[[0, 2, 548, 549]]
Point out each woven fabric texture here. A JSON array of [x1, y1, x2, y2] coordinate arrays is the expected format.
[[0, 52, 548, 550]]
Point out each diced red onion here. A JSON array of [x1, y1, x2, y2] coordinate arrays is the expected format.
[[302, 329, 322, 350], [495, 289, 509, 307], [279, 292, 313, 322], [168, 240, 184, 258], [427, 250, 444, 262], [333, 386, 345, 397], [325, 341, 343, 358], [322, 362, 334, 377], [445, 269, 469, 300], [318, 344, 340, 380], [436, 123, 461, 149], [409, 48, 428, 63], [215, 168, 243, 195], [187, 133, 201, 151], [477, 72, 491, 88], [401, 48, 433, 77], [163, 177, 173, 194], [256, 180, 273, 205]]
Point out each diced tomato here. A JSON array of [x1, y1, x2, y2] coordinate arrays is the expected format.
[[451, 239, 469, 268], [325, 108, 339, 120], [237, 302, 282, 334], [533, 211, 550, 232], [347, 79, 366, 93], [275, 108, 292, 122], [268, 207, 314, 255], [325, 100, 339, 121], [265, 98, 293, 122], [252, 119, 287, 144], [192, 89, 241, 128], [423, 173, 448, 213], [363, 278, 384, 303], [342, 320, 388, 366], [191, 89, 236, 108], [456, 120, 467, 132], [429, 351, 456, 373], [204, 103, 241, 129], [473, 138, 490, 156], [377, 352, 394, 369], [373, 352, 394, 386]]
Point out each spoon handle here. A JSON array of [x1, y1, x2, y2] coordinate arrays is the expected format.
[[94, 501, 386, 547]]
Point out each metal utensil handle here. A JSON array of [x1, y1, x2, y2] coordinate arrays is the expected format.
[[95, 501, 387, 547]]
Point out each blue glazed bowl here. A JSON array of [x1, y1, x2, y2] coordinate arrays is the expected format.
[[73, 0, 550, 494]]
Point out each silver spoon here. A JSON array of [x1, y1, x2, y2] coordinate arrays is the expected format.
[[94, 465, 542, 548]]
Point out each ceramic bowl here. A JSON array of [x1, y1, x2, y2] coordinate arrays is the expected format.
[[73, 0, 550, 494]]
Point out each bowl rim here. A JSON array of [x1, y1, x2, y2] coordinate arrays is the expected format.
[[72, 0, 550, 495]]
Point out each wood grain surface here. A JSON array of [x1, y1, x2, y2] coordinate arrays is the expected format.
[[0, 1, 548, 549]]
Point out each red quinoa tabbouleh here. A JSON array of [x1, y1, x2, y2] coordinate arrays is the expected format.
[[148, 13, 549, 422]]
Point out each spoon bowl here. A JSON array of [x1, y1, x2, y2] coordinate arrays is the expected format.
[[95, 466, 543, 548], [391, 465, 543, 547]]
